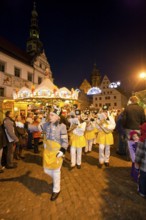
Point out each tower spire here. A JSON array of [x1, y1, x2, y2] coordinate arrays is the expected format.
[[26, 1, 43, 57], [91, 63, 101, 87]]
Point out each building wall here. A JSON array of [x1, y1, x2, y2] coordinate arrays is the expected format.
[[93, 75, 128, 109], [0, 51, 52, 99]]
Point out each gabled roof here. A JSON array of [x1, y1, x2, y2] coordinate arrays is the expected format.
[[0, 36, 32, 65]]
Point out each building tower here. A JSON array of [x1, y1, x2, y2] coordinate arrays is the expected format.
[[91, 63, 101, 87], [26, 1, 43, 57]]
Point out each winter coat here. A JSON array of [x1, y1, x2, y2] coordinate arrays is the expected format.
[[122, 103, 145, 130]]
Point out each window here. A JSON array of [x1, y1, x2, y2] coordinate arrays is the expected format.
[[0, 61, 5, 72], [114, 103, 117, 106], [114, 96, 116, 99], [14, 67, 21, 77], [0, 87, 4, 96], [28, 72, 33, 82], [99, 97, 102, 100], [38, 77, 42, 84]]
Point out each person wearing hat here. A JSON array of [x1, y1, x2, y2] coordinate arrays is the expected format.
[[28, 106, 68, 201], [43, 107, 68, 201], [96, 106, 116, 168], [69, 109, 86, 169]]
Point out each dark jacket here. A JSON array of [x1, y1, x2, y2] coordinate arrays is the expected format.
[[122, 103, 145, 130], [0, 124, 7, 149], [3, 117, 19, 143]]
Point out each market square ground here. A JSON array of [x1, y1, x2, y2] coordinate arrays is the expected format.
[[0, 135, 146, 220]]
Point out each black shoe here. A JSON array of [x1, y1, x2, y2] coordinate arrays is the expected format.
[[50, 192, 60, 201], [104, 162, 109, 167], [77, 165, 81, 169], [69, 166, 75, 171], [6, 164, 17, 169], [98, 163, 103, 168]]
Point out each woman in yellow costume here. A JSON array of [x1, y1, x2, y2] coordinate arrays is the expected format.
[[84, 110, 96, 153], [96, 105, 116, 168], [70, 109, 86, 169]]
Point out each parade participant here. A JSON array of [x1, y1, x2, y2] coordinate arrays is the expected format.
[[67, 111, 79, 146], [128, 130, 140, 182], [96, 105, 116, 168], [92, 110, 99, 145], [29, 106, 68, 201], [70, 109, 86, 169], [84, 110, 95, 153]]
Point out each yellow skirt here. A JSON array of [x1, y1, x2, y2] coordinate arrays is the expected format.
[[85, 130, 95, 140], [70, 134, 86, 148], [43, 139, 63, 170], [96, 131, 114, 145]]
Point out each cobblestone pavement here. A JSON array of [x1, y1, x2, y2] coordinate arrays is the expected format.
[[0, 139, 146, 220]]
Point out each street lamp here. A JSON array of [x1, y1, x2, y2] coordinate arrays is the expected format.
[[140, 72, 146, 80]]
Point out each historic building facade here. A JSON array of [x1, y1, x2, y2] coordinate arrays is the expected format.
[[79, 64, 128, 110], [0, 3, 53, 118], [93, 75, 128, 109]]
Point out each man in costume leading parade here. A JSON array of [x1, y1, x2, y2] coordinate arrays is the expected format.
[[29, 106, 68, 201]]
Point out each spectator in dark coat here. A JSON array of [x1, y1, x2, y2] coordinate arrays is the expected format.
[[3, 111, 19, 169], [0, 121, 7, 173], [122, 96, 145, 160]]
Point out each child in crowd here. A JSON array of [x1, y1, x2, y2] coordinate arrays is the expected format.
[[135, 122, 146, 198], [128, 130, 140, 182]]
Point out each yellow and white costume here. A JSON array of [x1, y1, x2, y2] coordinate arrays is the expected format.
[[96, 112, 115, 164], [84, 120, 96, 153], [70, 121, 86, 167]]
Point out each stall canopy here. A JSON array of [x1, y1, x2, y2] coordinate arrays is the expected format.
[[13, 77, 79, 101]]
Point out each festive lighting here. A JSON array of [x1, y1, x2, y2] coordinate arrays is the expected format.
[[109, 81, 121, 88], [13, 79, 79, 101], [87, 87, 102, 95]]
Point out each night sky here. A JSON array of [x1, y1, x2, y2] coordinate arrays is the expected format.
[[1, 0, 146, 92]]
